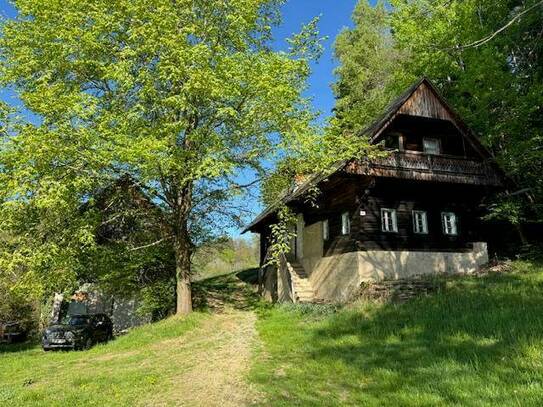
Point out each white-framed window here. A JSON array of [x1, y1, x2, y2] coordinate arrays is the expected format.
[[412, 210, 428, 234], [442, 212, 458, 235], [381, 208, 398, 233], [423, 137, 440, 155], [323, 219, 329, 241], [341, 212, 350, 235]]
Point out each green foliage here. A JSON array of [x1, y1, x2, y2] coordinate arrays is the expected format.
[[137, 278, 176, 321], [484, 196, 525, 224], [0, 281, 37, 334], [333, 0, 404, 136], [0, 0, 322, 310], [334, 0, 543, 222], [192, 236, 259, 279], [266, 206, 296, 267]]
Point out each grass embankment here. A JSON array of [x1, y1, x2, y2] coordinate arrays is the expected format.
[[0, 313, 205, 406], [251, 260, 543, 406]]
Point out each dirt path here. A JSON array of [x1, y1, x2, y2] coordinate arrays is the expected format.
[[144, 309, 261, 407]]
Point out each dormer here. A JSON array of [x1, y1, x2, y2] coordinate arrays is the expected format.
[[345, 78, 504, 186], [381, 115, 480, 159]]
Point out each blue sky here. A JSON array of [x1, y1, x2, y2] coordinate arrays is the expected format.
[[0, 0, 369, 237], [273, 0, 361, 118]]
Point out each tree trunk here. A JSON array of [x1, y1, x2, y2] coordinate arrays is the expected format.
[[174, 183, 193, 315], [175, 235, 192, 315], [515, 222, 529, 246]]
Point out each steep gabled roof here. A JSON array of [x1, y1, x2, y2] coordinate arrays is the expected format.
[[243, 77, 498, 233], [364, 77, 494, 160]]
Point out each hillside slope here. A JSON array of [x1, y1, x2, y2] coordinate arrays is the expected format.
[[251, 260, 543, 406], [0, 272, 261, 407]]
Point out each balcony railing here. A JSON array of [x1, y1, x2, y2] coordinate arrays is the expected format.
[[345, 152, 502, 186]]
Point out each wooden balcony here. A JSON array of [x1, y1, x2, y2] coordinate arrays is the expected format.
[[345, 152, 502, 186]]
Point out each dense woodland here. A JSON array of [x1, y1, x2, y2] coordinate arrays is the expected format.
[[0, 0, 541, 327]]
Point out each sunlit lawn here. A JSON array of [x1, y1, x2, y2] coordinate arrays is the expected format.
[[0, 270, 259, 407], [0, 313, 205, 406], [3, 262, 543, 406], [251, 260, 543, 406]]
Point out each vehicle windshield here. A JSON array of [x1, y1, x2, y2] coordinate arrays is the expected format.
[[64, 316, 90, 326]]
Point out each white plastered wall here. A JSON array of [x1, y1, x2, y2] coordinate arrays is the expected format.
[[301, 220, 489, 302]]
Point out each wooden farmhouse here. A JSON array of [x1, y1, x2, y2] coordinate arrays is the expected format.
[[244, 78, 505, 303]]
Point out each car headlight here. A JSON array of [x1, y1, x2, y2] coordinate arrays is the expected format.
[[44, 329, 52, 336], [65, 332, 75, 341]]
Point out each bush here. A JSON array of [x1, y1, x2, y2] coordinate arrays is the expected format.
[[137, 279, 176, 321], [278, 302, 342, 318], [0, 288, 38, 335]]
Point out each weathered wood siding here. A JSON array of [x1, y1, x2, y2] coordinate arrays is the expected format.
[[354, 178, 484, 252], [398, 82, 455, 121], [299, 176, 490, 255]]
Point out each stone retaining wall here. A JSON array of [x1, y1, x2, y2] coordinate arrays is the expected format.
[[359, 277, 445, 303]]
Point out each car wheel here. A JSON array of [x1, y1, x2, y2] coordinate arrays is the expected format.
[[84, 338, 93, 350]]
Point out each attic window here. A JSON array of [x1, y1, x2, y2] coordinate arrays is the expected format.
[[384, 134, 399, 150], [423, 138, 440, 155]]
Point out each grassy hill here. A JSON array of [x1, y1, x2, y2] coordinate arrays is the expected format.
[[0, 313, 206, 406], [251, 260, 543, 406], [2, 260, 543, 406]]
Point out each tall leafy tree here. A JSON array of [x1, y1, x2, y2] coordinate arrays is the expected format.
[[0, 0, 322, 314], [333, 0, 403, 136], [389, 0, 543, 222]]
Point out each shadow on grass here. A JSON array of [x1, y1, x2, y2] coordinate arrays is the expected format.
[[0, 341, 36, 354], [192, 268, 261, 312], [255, 266, 543, 405]]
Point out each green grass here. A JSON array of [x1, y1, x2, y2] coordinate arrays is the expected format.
[[4, 263, 543, 406], [0, 312, 206, 406], [0, 269, 261, 407], [251, 260, 543, 406]]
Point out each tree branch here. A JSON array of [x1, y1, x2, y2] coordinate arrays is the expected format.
[[451, 1, 543, 50], [129, 236, 173, 251]]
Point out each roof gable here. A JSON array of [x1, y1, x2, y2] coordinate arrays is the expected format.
[[368, 78, 492, 160]]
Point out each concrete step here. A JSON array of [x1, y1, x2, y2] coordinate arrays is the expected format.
[[295, 290, 315, 296], [287, 260, 316, 302], [294, 287, 313, 292]]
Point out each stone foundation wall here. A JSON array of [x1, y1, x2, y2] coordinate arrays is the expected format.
[[359, 278, 445, 303], [305, 242, 488, 303]]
